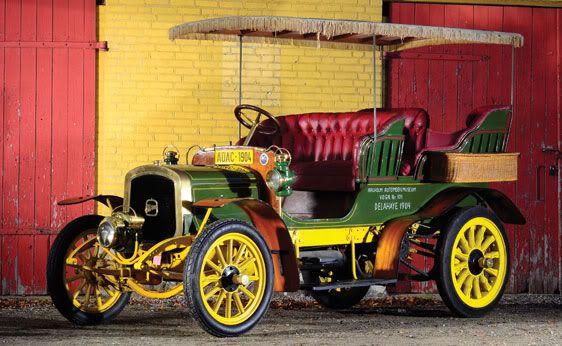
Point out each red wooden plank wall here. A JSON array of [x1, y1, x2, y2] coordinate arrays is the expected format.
[[0, 0, 97, 295], [388, 3, 561, 294]]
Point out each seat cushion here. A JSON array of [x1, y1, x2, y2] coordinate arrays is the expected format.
[[291, 160, 355, 192]]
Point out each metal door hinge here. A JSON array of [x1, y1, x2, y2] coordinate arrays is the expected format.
[[0, 41, 108, 51]]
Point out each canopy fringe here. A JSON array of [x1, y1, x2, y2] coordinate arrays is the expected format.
[[169, 16, 524, 50]]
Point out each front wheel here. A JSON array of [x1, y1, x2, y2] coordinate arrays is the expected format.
[[47, 215, 130, 325], [184, 219, 274, 337], [436, 206, 510, 317]]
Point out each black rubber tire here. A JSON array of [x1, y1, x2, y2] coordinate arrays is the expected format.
[[436, 206, 510, 317], [47, 215, 131, 325], [184, 219, 274, 337], [311, 270, 370, 310]]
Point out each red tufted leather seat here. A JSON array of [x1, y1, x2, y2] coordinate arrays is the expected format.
[[238, 108, 429, 191]]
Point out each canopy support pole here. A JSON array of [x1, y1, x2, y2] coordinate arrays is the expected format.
[[238, 35, 243, 139], [506, 44, 515, 150], [510, 45, 515, 105], [373, 36, 377, 144]]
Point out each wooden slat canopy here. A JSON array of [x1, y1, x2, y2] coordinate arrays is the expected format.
[[169, 16, 524, 51]]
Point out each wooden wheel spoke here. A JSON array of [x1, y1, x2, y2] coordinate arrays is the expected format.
[[65, 274, 84, 283], [227, 239, 234, 264], [225, 292, 233, 318], [83, 284, 92, 307], [484, 267, 499, 277], [201, 274, 221, 288], [213, 290, 226, 312], [458, 235, 470, 254], [204, 285, 221, 300], [238, 257, 256, 273], [456, 269, 470, 287], [479, 274, 492, 291], [485, 251, 500, 259], [233, 244, 247, 265], [102, 285, 117, 297], [467, 226, 476, 248], [473, 276, 482, 299], [72, 280, 87, 300], [462, 276, 473, 297], [454, 262, 468, 275], [205, 258, 223, 274], [475, 226, 485, 248], [214, 246, 228, 268], [238, 285, 255, 300], [76, 253, 87, 263], [233, 291, 245, 313], [454, 249, 469, 262], [481, 236, 495, 252], [95, 284, 104, 308]]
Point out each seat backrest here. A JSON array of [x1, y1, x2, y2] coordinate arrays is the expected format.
[[240, 109, 428, 166], [459, 105, 512, 153]]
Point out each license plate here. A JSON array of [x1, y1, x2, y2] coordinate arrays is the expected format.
[[214, 149, 254, 165]]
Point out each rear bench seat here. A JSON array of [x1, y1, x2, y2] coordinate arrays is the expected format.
[[239, 108, 429, 191], [414, 105, 512, 176]]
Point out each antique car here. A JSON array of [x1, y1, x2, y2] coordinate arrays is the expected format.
[[47, 16, 525, 337]]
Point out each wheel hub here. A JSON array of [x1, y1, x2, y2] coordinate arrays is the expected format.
[[221, 266, 241, 292], [468, 249, 485, 275], [82, 257, 99, 282]]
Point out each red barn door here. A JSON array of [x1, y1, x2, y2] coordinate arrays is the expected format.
[[388, 3, 561, 294], [0, 0, 98, 294]]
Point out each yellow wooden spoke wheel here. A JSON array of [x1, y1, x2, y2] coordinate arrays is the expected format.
[[47, 215, 130, 325], [64, 232, 123, 314], [437, 206, 509, 317], [184, 219, 273, 337]]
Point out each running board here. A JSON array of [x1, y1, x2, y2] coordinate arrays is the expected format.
[[303, 278, 397, 291]]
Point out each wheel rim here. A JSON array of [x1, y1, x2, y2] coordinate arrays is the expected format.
[[64, 229, 123, 313], [199, 232, 267, 325], [450, 217, 507, 308]]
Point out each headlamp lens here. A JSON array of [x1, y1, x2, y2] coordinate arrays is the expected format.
[[266, 169, 283, 191], [97, 220, 116, 248]]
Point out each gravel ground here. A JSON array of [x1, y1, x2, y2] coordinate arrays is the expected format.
[[0, 293, 560, 345]]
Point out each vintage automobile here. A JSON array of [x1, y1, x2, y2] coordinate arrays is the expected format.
[[47, 16, 526, 337]]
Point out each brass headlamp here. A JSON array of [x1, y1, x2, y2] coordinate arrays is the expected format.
[[97, 211, 144, 251], [266, 148, 295, 197]]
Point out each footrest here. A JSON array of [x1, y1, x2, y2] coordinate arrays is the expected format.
[[303, 278, 397, 291]]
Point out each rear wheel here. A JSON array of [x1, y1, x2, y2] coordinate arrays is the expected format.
[[184, 219, 274, 337], [47, 215, 130, 325], [436, 206, 509, 317]]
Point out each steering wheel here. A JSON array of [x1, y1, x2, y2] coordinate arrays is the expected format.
[[234, 104, 280, 146]]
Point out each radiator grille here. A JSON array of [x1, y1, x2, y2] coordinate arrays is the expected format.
[[129, 175, 176, 242]]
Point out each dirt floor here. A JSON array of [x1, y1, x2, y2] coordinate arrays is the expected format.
[[0, 293, 560, 345]]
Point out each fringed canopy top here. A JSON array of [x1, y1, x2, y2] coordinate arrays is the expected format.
[[169, 16, 524, 51]]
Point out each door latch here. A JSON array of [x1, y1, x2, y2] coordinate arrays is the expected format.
[[541, 144, 561, 159], [549, 165, 558, 176]]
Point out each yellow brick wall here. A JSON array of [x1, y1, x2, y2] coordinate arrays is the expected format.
[[97, 0, 383, 204]]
